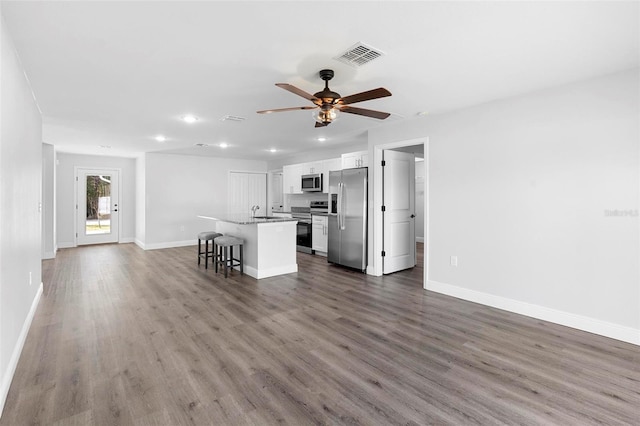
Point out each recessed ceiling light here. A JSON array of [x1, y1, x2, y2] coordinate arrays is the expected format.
[[269, 148, 277, 153], [182, 114, 198, 123], [219, 142, 228, 148], [317, 137, 326, 142], [155, 135, 166, 142]]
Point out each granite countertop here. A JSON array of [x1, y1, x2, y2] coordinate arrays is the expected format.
[[198, 215, 298, 225]]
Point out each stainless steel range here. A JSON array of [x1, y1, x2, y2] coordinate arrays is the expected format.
[[291, 206, 312, 253]]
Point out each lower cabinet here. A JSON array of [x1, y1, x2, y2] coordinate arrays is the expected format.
[[312, 215, 328, 254]]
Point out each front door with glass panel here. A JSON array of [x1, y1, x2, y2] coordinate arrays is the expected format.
[[76, 169, 119, 245]]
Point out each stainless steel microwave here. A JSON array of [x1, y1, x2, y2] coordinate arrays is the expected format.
[[301, 173, 322, 192]]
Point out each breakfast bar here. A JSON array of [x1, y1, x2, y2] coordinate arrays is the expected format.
[[198, 215, 298, 279]]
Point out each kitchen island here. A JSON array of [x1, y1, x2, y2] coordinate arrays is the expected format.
[[197, 215, 298, 279]]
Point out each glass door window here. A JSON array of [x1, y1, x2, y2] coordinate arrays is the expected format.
[[76, 168, 119, 245]]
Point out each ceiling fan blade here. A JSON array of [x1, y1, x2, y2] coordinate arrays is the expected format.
[[338, 105, 391, 120], [257, 106, 318, 114], [338, 88, 392, 105], [276, 83, 321, 104], [315, 121, 328, 128]]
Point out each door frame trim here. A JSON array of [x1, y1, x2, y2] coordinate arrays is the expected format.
[[370, 137, 429, 286], [74, 167, 122, 246]]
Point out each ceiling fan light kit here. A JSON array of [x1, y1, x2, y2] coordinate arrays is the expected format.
[[257, 69, 391, 127]]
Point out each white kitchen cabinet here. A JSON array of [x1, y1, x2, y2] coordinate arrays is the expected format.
[[341, 151, 369, 169], [312, 215, 328, 254], [322, 158, 342, 174], [302, 162, 321, 175], [320, 158, 342, 193], [283, 158, 341, 194], [283, 163, 303, 194]]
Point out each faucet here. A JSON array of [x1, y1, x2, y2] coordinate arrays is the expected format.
[[251, 205, 260, 218]]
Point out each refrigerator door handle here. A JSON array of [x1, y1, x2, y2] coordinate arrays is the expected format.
[[340, 182, 346, 230], [337, 182, 342, 230]]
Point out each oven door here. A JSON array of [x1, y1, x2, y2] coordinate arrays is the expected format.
[[296, 221, 312, 253]]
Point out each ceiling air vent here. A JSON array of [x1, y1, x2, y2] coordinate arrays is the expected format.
[[221, 115, 246, 122], [334, 42, 385, 67]]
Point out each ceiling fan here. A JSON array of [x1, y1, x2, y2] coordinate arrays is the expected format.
[[257, 69, 392, 127]]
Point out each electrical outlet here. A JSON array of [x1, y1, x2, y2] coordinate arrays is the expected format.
[[450, 256, 458, 267], [180, 225, 185, 232]]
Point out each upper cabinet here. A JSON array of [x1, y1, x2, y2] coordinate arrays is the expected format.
[[283, 163, 303, 194], [319, 158, 342, 193], [323, 158, 342, 174], [301, 162, 321, 175], [341, 150, 369, 169], [283, 158, 341, 194]]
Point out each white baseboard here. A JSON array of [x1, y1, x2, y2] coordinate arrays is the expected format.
[[244, 264, 298, 279], [0, 282, 43, 417], [42, 251, 56, 260], [59, 239, 134, 249], [416, 236, 424, 243], [142, 239, 197, 251], [366, 265, 379, 276], [134, 239, 146, 250], [426, 280, 640, 346]]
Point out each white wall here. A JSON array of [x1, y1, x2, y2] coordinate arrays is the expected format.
[[141, 153, 267, 249], [369, 69, 640, 344], [56, 153, 136, 247], [41, 144, 55, 258], [0, 14, 43, 415], [135, 155, 146, 246]]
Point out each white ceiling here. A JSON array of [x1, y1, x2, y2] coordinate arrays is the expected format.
[[2, 1, 638, 160]]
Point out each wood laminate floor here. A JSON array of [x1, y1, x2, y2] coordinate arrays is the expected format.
[[1, 243, 639, 425]]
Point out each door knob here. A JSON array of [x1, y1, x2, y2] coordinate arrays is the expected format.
[[410, 214, 415, 218]]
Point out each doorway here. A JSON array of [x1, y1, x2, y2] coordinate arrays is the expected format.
[[382, 149, 416, 274], [76, 168, 120, 245], [268, 170, 284, 213], [372, 138, 428, 286]]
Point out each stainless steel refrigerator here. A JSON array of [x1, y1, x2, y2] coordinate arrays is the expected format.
[[328, 167, 367, 272]]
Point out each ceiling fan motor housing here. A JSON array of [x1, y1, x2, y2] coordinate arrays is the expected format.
[[314, 69, 341, 103], [319, 69, 334, 81]]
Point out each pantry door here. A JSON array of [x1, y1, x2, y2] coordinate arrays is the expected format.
[[76, 168, 120, 245], [382, 150, 416, 273]]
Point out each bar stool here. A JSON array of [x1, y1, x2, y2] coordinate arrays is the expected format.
[[213, 235, 244, 278], [197, 231, 222, 269]]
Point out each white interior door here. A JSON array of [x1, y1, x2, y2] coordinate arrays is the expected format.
[[270, 172, 283, 212], [382, 150, 416, 273], [76, 168, 119, 245], [228, 172, 267, 216]]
